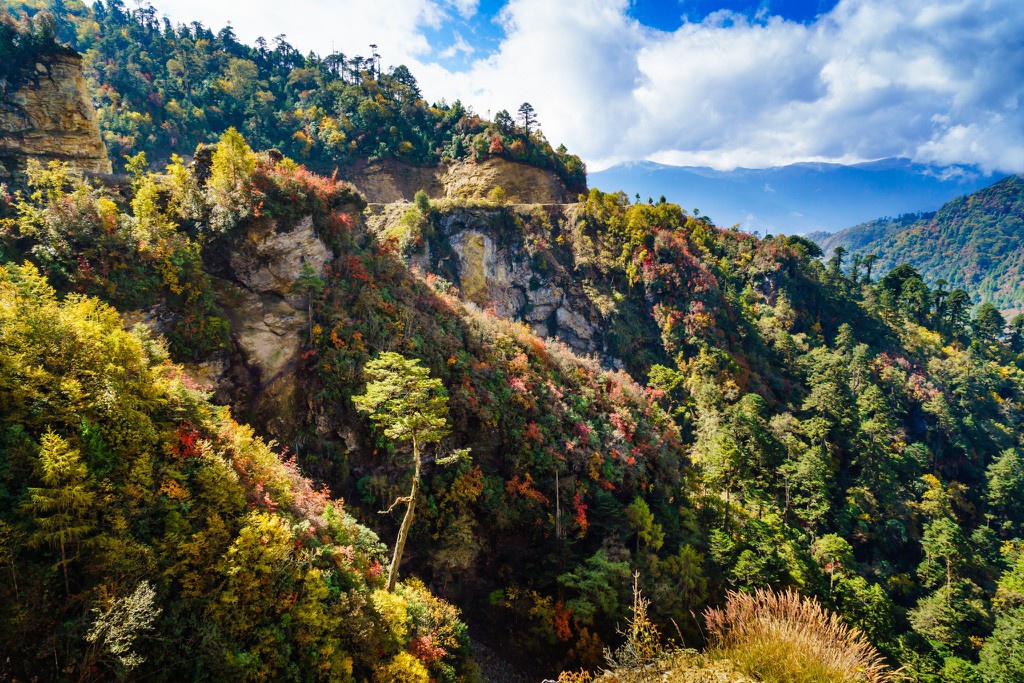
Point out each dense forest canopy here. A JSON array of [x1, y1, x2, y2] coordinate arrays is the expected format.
[[818, 174, 1024, 316], [0, 259, 476, 681], [0, 9, 76, 84], [1, 0, 587, 190], [2, 129, 1023, 680]]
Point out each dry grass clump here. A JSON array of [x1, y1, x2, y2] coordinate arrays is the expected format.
[[703, 589, 899, 683], [564, 575, 754, 683], [590, 650, 755, 683], [560, 586, 896, 683]]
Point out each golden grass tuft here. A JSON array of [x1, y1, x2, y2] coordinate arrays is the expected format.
[[703, 589, 899, 683]]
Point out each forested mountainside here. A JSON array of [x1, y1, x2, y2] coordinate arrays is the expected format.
[[590, 158, 1000, 235], [0, 260, 476, 681], [2, 5, 1024, 683], [4, 128, 1024, 681], [0, 0, 586, 189], [816, 174, 1024, 316]]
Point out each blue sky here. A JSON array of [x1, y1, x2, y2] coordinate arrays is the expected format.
[[632, 0, 839, 28], [410, 1, 845, 70], [137, 0, 1024, 173]]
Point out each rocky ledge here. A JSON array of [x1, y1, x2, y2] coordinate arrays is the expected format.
[[0, 51, 112, 178]]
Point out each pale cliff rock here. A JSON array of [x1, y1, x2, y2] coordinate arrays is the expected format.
[[215, 215, 334, 439], [121, 214, 334, 441], [347, 156, 574, 205], [430, 207, 604, 357], [120, 205, 356, 444], [228, 215, 332, 304], [448, 228, 526, 313], [0, 52, 112, 177], [344, 157, 444, 204], [441, 157, 572, 204]]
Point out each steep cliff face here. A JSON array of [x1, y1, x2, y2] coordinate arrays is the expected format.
[[0, 51, 112, 178], [210, 214, 336, 441], [347, 156, 575, 205], [440, 208, 601, 355], [121, 212, 335, 443], [351, 152, 622, 360], [368, 202, 642, 365], [441, 157, 574, 204], [344, 157, 446, 203]]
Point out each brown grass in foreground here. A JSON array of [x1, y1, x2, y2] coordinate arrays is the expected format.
[[561, 587, 899, 683], [703, 589, 900, 683]]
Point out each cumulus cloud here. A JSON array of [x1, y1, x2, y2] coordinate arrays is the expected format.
[[419, 0, 1024, 172], [139, 0, 1024, 172], [438, 31, 475, 60], [141, 0, 464, 63]]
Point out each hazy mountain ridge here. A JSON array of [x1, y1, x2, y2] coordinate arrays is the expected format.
[[590, 158, 1003, 234], [818, 174, 1024, 314]]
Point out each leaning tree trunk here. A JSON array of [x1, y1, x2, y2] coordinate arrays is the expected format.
[[387, 438, 421, 592], [60, 539, 70, 598]]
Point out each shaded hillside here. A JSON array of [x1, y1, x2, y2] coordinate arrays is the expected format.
[[819, 174, 1024, 314], [590, 158, 1001, 234]]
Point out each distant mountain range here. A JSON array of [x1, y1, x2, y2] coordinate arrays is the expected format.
[[815, 174, 1024, 315], [589, 158, 1006, 235]]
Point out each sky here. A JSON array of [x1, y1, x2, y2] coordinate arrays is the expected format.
[[129, 0, 1024, 173]]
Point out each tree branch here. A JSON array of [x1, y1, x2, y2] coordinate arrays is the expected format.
[[379, 495, 412, 515]]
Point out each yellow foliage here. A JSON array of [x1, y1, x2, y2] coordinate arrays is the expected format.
[[487, 186, 507, 204], [374, 652, 429, 683], [158, 478, 188, 500], [372, 588, 409, 644], [398, 578, 465, 656]]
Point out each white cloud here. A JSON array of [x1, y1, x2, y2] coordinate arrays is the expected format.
[[131, 0, 1024, 172], [438, 31, 475, 59], [419, 0, 1024, 172], [445, 0, 480, 19], [138, 0, 460, 63]]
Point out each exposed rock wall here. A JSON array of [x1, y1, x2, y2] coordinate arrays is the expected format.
[[124, 213, 338, 443], [428, 206, 608, 359], [346, 156, 575, 205], [214, 215, 334, 440], [441, 158, 573, 204], [0, 52, 112, 178], [122, 210, 352, 444], [343, 157, 444, 204]]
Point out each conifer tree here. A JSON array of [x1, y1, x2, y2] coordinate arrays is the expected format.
[[292, 262, 325, 342], [23, 431, 95, 597], [517, 102, 537, 136], [353, 352, 466, 591]]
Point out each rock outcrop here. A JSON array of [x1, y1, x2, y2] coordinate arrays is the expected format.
[[428, 206, 606, 358], [353, 159, 605, 358], [347, 156, 575, 205], [0, 51, 112, 178], [441, 157, 573, 204], [214, 215, 334, 440], [343, 157, 445, 204]]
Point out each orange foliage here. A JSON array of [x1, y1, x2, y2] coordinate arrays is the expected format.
[[506, 473, 550, 506]]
